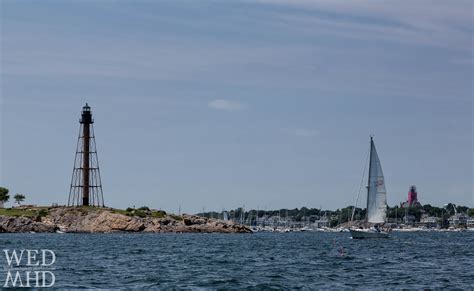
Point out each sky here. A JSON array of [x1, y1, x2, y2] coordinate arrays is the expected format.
[[0, 0, 472, 213]]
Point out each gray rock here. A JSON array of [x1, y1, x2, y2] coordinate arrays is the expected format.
[[0, 207, 251, 234]]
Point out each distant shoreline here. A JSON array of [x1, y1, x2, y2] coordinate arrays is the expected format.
[[200, 204, 474, 231]]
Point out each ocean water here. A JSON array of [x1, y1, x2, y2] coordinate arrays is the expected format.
[[1, 232, 473, 289]]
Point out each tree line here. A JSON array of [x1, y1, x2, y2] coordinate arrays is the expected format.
[[0, 187, 26, 207]]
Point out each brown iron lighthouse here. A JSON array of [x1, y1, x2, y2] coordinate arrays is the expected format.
[[68, 103, 104, 207]]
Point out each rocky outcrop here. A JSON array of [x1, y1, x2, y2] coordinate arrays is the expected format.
[[0, 207, 251, 234], [153, 215, 250, 233], [41, 208, 147, 233], [0, 216, 57, 233]]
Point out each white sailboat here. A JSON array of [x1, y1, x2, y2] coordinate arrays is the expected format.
[[222, 210, 229, 222], [350, 137, 390, 239]]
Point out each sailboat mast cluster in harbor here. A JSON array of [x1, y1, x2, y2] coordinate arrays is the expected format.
[[202, 137, 393, 236]]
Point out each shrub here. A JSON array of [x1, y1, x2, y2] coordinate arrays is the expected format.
[[152, 210, 167, 218], [37, 209, 48, 217], [169, 214, 182, 221], [133, 210, 146, 218]]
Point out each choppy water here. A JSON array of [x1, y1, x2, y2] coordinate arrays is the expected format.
[[1, 232, 473, 289]]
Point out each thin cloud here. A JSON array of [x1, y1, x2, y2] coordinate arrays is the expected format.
[[208, 99, 244, 111], [256, 0, 472, 51]]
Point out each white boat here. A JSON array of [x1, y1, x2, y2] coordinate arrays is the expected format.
[[250, 226, 259, 233], [392, 227, 423, 232], [440, 227, 466, 232], [222, 210, 229, 222], [300, 226, 311, 232], [350, 137, 390, 239], [351, 228, 390, 239]]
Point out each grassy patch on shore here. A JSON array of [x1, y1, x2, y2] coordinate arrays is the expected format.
[[0, 207, 49, 218], [152, 211, 167, 218], [169, 214, 182, 221], [110, 207, 167, 219], [1, 206, 170, 220]]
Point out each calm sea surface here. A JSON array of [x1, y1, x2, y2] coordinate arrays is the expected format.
[[1, 232, 473, 289]]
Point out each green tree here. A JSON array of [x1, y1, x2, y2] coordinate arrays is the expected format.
[[445, 203, 456, 216], [14, 193, 25, 206], [468, 208, 474, 217], [422, 204, 432, 213], [457, 206, 468, 214], [407, 207, 422, 221], [0, 187, 9, 207]]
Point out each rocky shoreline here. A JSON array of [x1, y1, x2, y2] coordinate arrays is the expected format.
[[0, 207, 251, 234]]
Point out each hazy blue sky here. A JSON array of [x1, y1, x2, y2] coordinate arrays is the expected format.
[[1, 0, 472, 213]]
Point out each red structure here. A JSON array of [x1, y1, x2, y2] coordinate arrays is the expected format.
[[401, 185, 421, 208], [407, 185, 417, 205], [68, 104, 105, 207]]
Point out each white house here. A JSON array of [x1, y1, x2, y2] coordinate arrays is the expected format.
[[448, 213, 469, 226], [467, 217, 474, 228]]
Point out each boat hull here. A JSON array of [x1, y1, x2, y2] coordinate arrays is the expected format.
[[350, 229, 389, 239]]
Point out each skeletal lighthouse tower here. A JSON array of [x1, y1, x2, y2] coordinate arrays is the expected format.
[[68, 103, 105, 207]]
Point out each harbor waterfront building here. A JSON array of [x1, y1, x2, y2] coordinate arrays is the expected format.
[[467, 218, 474, 228], [448, 213, 469, 226], [419, 215, 440, 228]]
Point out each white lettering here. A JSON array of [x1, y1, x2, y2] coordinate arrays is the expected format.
[[3, 271, 22, 287], [27, 250, 40, 266], [2, 249, 56, 288], [41, 249, 56, 266], [3, 250, 24, 267], [41, 271, 55, 287]]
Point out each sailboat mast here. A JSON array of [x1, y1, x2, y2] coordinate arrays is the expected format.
[[366, 136, 374, 222]]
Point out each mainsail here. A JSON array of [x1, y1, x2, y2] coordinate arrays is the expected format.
[[366, 137, 387, 223]]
